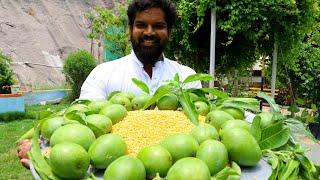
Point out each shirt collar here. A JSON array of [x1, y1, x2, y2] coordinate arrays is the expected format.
[[130, 50, 165, 68]]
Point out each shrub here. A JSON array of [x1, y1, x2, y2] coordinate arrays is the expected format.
[[63, 50, 96, 100], [0, 112, 30, 122], [0, 52, 14, 94]]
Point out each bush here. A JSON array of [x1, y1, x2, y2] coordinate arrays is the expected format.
[[63, 50, 96, 100], [0, 112, 31, 122], [0, 52, 14, 94]]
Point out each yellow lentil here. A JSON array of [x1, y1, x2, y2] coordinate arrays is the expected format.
[[111, 110, 205, 156]]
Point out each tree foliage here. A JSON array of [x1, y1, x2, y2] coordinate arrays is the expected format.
[[63, 50, 96, 100], [86, 4, 131, 61], [270, 21, 320, 106], [167, 0, 319, 76], [0, 52, 14, 94]]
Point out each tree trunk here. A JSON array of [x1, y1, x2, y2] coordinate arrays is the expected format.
[[271, 35, 278, 99], [209, 8, 216, 88], [233, 69, 239, 96]]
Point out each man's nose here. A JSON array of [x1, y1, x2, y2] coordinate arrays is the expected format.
[[144, 25, 155, 35]]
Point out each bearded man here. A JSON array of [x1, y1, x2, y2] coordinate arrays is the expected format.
[[18, 0, 201, 168], [79, 0, 201, 100]]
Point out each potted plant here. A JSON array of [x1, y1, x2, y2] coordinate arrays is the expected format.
[[0, 51, 25, 113]]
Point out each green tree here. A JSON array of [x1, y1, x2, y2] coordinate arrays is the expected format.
[[63, 50, 96, 100], [0, 52, 14, 94], [167, 0, 318, 97], [86, 4, 131, 62], [169, 0, 318, 71], [271, 21, 320, 106]]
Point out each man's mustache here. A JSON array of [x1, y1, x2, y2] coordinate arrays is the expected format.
[[139, 35, 160, 44]]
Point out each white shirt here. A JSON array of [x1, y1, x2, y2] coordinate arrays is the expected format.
[[80, 51, 202, 100]]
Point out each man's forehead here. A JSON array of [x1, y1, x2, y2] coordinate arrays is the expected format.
[[134, 8, 166, 22]]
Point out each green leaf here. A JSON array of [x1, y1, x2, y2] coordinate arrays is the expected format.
[[227, 97, 260, 106], [222, 100, 260, 113], [271, 157, 279, 170], [183, 73, 213, 84], [296, 98, 305, 106], [251, 116, 262, 142], [278, 160, 299, 179], [295, 154, 317, 176], [261, 120, 284, 139], [178, 91, 199, 125], [163, 80, 180, 87], [272, 113, 287, 122], [173, 73, 180, 82], [288, 104, 300, 113], [211, 166, 239, 180], [16, 128, 34, 144], [200, 88, 229, 99], [63, 110, 87, 124], [71, 99, 91, 106], [28, 125, 61, 180], [231, 161, 241, 175], [222, 97, 260, 112], [85, 121, 105, 137], [284, 118, 319, 143], [132, 78, 150, 94], [107, 91, 121, 100], [257, 92, 280, 113], [37, 109, 54, 120], [142, 85, 172, 110], [259, 127, 290, 150], [268, 157, 281, 180]]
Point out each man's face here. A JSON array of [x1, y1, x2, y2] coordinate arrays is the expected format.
[[130, 8, 169, 65]]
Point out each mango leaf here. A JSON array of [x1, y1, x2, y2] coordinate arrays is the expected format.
[[178, 91, 199, 125], [163, 79, 180, 87], [278, 159, 299, 179], [257, 92, 280, 113], [86, 121, 105, 137], [71, 99, 91, 106], [284, 118, 319, 143], [65, 104, 91, 114], [268, 157, 281, 180], [183, 73, 213, 83], [259, 127, 290, 150], [107, 91, 121, 100], [231, 161, 241, 175], [16, 128, 34, 143], [260, 120, 284, 139], [227, 97, 260, 106], [311, 104, 317, 111], [200, 88, 229, 99], [63, 110, 87, 125], [272, 113, 287, 122], [142, 85, 172, 110], [211, 166, 240, 180], [222, 101, 260, 113], [132, 78, 150, 94], [251, 116, 262, 142], [173, 73, 180, 82], [288, 104, 300, 113], [296, 154, 317, 174], [28, 125, 61, 180], [37, 109, 54, 120]]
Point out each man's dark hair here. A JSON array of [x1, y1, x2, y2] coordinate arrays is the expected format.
[[127, 0, 177, 30]]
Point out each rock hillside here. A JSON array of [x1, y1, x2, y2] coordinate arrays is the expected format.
[[0, 0, 116, 89]]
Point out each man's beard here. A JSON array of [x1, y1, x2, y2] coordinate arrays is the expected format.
[[131, 34, 167, 66]]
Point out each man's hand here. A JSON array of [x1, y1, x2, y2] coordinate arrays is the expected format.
[[17, 139, 32, 169]]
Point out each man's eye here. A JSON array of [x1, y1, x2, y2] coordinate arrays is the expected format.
[[154, 24, 166, 29], [135, 23, 146, 28]]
